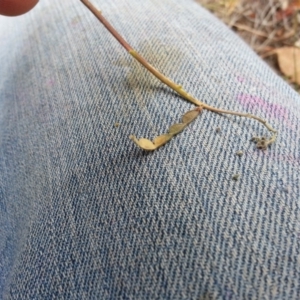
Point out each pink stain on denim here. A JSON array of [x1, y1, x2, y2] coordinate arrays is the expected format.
[[47, 79, 55, 87], [237, 76, 245, 83], [237, 94, 289, 121]]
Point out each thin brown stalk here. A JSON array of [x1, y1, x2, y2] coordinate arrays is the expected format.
[[80, 0, 277, 151], [233, 23, 268, 38], [80, 0, 132, 51]]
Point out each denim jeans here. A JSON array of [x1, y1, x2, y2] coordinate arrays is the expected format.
[[1, 0, 300, 299]]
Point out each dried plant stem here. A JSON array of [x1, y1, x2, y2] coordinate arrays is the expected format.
[[233, 23, 268, 38], [81, 0, 277, 150]]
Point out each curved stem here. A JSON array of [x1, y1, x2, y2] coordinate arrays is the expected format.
[[80, 0, 278, 149], [128, 48, 277, 134]]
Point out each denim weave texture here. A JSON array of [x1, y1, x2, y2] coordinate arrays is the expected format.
[[0, 0, 300, 299]]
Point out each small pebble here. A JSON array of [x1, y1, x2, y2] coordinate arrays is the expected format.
[[236, 150, 243, 157], [232, 174, 240, 181]]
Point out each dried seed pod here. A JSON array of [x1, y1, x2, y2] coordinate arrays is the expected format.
[[168, 123, 186, 135], [182, 109, 201, 124], [129, 135, 157, 151], [153, 134, 173, 147]]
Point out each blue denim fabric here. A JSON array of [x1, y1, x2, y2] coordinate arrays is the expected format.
[[1, 0, 300, 299]]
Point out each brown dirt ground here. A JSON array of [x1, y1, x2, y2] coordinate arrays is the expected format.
[[195, 0, 300, 91]]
